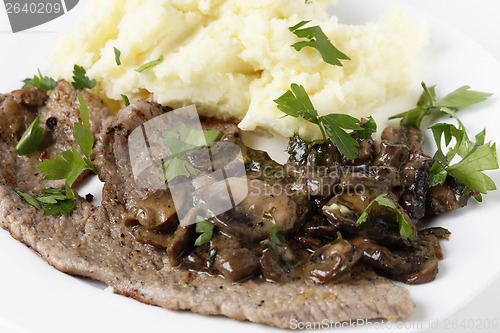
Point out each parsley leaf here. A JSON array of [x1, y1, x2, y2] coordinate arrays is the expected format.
[[194, 217, 215, 246], [274, 83, 371, 160], [14, 190, 41, 209], [71, 65, 96, 90], [22, 69, 57, 91], [356, 194, 413, 240], [289, 20, 350, 67], [161, 124, 222, 182], [74, 92, 95, 164], [320, 114, 362, 160], [16, 115, 44, 155], [114, 47, 121, 66], [428, 122, 498, 194], [136, 55, 164, 73], [390, 82, 491, 127], [38, 93, 97, 199], [269, 225, 286, 246], [43, 198, 74, 215], [355, 116, 377, 139], [38, 150, 89, 199], [14, 188, 75, 215], [121, 94, 130, 106]]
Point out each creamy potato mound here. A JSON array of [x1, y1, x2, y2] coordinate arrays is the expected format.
[[51, 0, 427, 140]]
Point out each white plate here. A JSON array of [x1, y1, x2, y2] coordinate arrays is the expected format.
[[1, 1, 500, 332]]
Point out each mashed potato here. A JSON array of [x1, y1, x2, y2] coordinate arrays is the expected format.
[[51, 0, 427, 140]]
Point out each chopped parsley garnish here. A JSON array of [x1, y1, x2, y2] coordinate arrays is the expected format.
[[389, 82, 491, 127], [16, 115, 44, 155], [136, 55, 164, 73], [161, 124, 222, 182], [38, 92, 97, 199], [261, 226, 291, 273], [274, 83, 375, 160], [22, 69, 56, 91], [14, 188, 75, 215], [194, 217, 215, 246], [71, 65, 96, 90], [356, 117, 377, 140], [269, 225, 285, 246], [356, 193, 413, 240], [114, 47, 121, 66], [289, 20, 350, 67], [121, 94, 130, 106]]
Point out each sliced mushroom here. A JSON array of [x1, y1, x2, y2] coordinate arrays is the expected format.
[[166, 224, 196, 263], [134, 189, 184, 231], [373, 142, 410, 168], [214, 248, 260, 281], [381, 125, 424, 151], [260, 245, 295, 283], [209, 179, 305, 243], [305, 239, 361, 284]]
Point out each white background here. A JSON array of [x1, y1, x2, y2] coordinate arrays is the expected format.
[[0, 0, 499, 332]]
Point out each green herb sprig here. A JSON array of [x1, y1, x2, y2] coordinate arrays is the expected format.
[[274, 83, 376, 160], [15, 188, 75, 215], [38, 92, 97, 199], [390, 83, 497, 197], [114, 47, 121, 66], [356, 193, 413, 240], [194, 217, 215, 246], [389, 82, 491, 128], [429, 122, 497, 195], [16, 115, 44, 156], [161, 124, 222, 182], [136, 55, 164, 73], [22, 69, 56, 91], [289, 20, 350, 67], [71, 65, 96, 90]]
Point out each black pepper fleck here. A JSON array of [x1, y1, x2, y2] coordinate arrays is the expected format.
[[85, 193, 94, 202], [46, 117, 57, 127]]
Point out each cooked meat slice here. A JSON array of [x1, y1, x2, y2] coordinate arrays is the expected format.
[[186, 141, 241, 172], [10, 87, 48, 107], [39, 80, 113, 159], [0, 99, 415, 327], [93, 99, 166, 210], [381, 125, 424, 151], [0, 81, 112, 193], [305, 239, 362, 284], [0, 187, 414, 327]]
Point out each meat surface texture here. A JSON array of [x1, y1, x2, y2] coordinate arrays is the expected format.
[[0, 86, 414, 328]]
